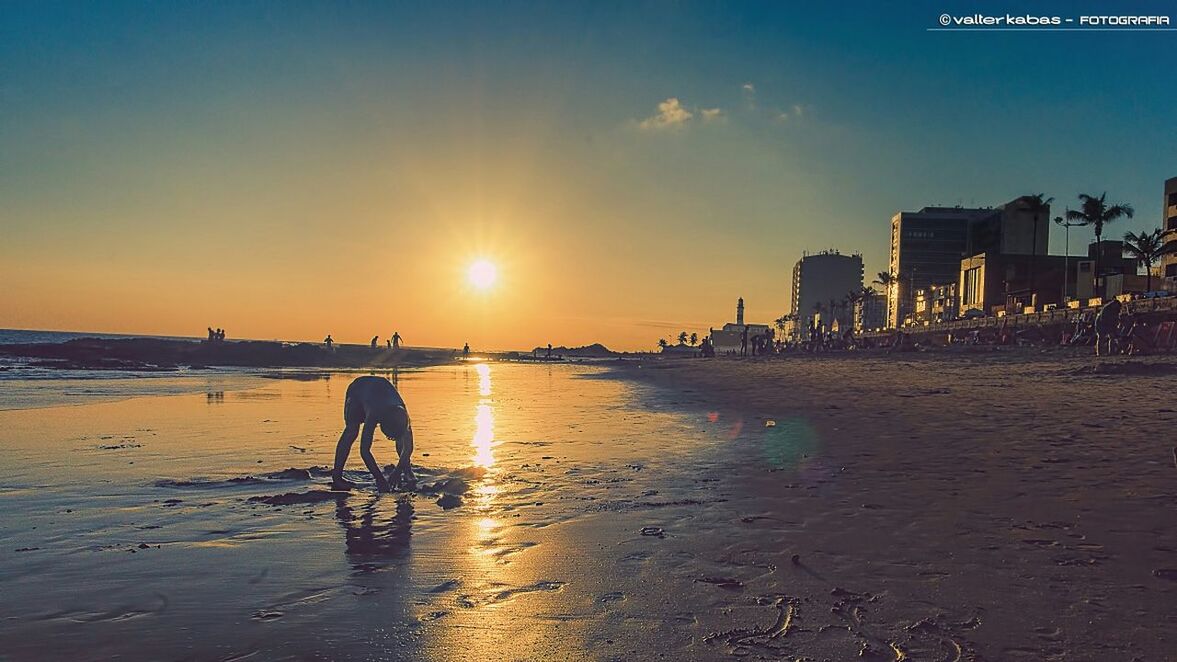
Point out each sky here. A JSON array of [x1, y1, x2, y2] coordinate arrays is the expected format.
[[2, 0, 1176, 351]]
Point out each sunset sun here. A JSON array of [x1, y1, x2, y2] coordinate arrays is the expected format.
[[467, 259, 498, 291]]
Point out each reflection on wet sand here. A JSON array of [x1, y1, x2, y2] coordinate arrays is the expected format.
[[471, 362, 497, 487], [334, 494, 414, 573]]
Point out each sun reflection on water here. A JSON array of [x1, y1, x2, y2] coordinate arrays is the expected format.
[[477, 363, 491, 397], [472, 364, 496, 469]]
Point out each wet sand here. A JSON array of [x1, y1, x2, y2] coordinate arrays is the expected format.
[[1, 355, 1175, 660]]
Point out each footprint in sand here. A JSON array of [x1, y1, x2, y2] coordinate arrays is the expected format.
[[456, 581, 566, 608], [1153, 568, 1177, 581], [429, 579, 461, 593], [595, 592, 626, 606]]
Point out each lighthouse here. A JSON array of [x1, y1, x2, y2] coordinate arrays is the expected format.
[[736, 297, 745, 326]]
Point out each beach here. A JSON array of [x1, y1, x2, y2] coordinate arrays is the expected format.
[[1, 353, 1175, 660]]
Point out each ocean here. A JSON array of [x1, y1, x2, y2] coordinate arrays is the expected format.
[[0, 328, 263, 408], [0, 328, 200, 346]]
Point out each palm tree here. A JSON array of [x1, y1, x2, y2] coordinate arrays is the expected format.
[[1019, 194, 1053, 301], [689, 332, 698, 346], [1066, 193, 1135, 294], [677, 331, 688, 345], [1123, 228, 1173, 293], [657, 338, 668, 350]]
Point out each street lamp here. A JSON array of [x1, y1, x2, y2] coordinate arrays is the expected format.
[[1054, 210, 1085, 303]]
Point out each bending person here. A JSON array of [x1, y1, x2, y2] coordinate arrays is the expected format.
[[332, 376, 415, 492]]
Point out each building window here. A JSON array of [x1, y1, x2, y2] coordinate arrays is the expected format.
[[962, 267, 982, 306]]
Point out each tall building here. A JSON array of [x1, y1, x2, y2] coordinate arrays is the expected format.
[[790, 250, 864, 338], [887, 197, 1050, 327], [1161, 177, 1177, 281]]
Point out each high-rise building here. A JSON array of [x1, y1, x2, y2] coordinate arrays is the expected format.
[[790, 250, 864, 338], [1161, 177, 1177, 282], [887, 197, 1049, 327]]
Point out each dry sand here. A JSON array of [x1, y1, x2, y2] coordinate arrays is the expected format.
[[614, 349, 1177, 660], [0, 354, 1174, 661]]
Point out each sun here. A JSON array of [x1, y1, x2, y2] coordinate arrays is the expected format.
[[467, 259, 498, 291]]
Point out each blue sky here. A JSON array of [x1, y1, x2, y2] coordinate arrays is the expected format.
[[2, 1, 1175, 346]]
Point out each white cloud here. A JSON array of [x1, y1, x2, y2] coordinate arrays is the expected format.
[[792, 104, 805, 118], [700, 107, 723, 122], [741, 82, 757, 110], [639, 97, 694, 129]]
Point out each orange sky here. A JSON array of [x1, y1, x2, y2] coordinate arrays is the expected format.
[[4, 4, 1173, 351]]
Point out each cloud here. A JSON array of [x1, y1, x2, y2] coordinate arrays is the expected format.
[[639, 98, 693, 129], [700, 107, 723, 122], [741, 82, 757, 110], [771, 104, 808, 122]]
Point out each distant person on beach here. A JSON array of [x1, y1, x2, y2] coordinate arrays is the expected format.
[[700, 336, 714, 358], [462, 343, 470, 358], [740, 325, 749, 357], [546, 343, 553, 359], [392, 331, 402, 349], [207, 327, 215, 342], [332, 376, 415, 492], [324, 335, 334, 350], [1095, 299, 1122, 356], [371, 335, 379, 350], [386, 338, 392, 349]]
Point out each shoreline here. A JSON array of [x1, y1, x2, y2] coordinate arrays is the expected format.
[[0, 337, 647, 374]]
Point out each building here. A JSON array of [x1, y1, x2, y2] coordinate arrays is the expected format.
[[853, 292, 887, 332], [1159, 176, 1177, 281], [790, 250, 864, 339], [930, 283, 958, 323], [888, 197, 1050, 327], [1086, 240, 1141, 296], [709, 298, 771, 354], [958, 253, 1071, 317]]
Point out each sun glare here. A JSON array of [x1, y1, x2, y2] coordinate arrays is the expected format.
[[468, 259, 498, 290]]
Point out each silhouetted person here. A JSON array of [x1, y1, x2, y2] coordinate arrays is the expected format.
[[546, 343, 553, 359], [332, 376, 415, 492], [207, 327, 215, 342], [1095, 299, 1123, 356], [740, 325, 749, 357], [462, 343, 470, 358], [701, 336, 714, 358], [371, 335, 379, 350], [386, 338, 392, 349], [324, 334, 334, 350], [392, 331, 402, 349]]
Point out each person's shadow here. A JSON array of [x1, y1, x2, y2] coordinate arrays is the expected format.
[[334, 494, 414, 573]]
